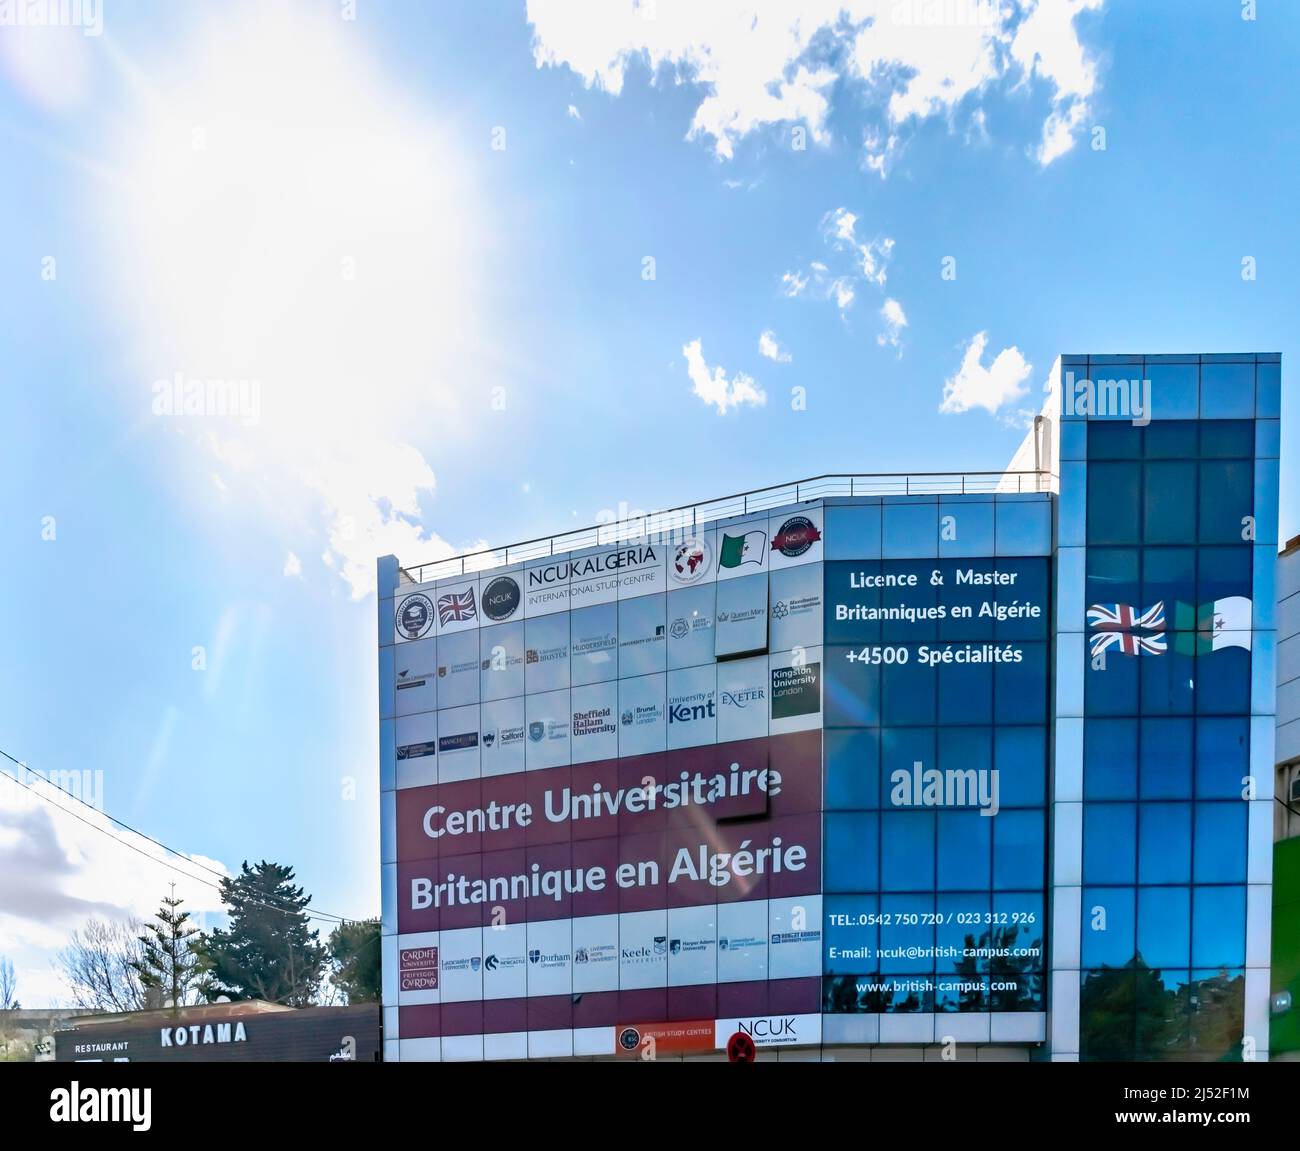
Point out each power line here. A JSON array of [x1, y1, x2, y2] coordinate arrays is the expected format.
[[0, 747, 356, 927]]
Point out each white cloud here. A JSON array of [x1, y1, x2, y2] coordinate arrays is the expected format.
[[940, 331, 1033, 415], [527, 1, 1104, 166], [682, 339, 766, 414], [877, 297, 907, 348], [0, 771, 230, 1006], [93, 4, 478, 600], [831, 278, 856, 312], [784, 207, 892, 315], [283, 550, 303, 579], [780, 269, 809, 297], [567, 102, 582, 119], [758, 329, 791, 362]]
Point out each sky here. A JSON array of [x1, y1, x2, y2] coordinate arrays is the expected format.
[[1, 0, 1297, 1006]]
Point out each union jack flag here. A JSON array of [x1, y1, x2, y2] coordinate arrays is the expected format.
[[437, 589, 477, 626], [1086, 602, 1165, 632], [1090, 631, 1167, 658]]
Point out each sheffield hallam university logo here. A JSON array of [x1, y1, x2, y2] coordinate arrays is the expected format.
[[771, 515, 821, 558], [397, 593, 434, 640], [437, 588, 477, 626], [528, 721, 545, 743]]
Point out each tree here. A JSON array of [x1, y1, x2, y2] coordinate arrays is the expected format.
[[327, 919, 381, 1004], [0, 957, 18, 1011], [57, 917, 148, 1013], [198, 860, 326, 1006], [131, 887, 203, 1009]]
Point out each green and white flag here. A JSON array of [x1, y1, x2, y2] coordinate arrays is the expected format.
[[1173, 596, 1252, 654], [719, 530, 766, 569]]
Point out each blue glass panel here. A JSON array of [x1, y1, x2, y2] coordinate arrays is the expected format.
[[1140, 640, 1195, 715], [883, 502, 938, 559], [882, 653, 936, 725], [880, 811, 935, 891], [995, 642, 1047, 723], [992, 810, 1043, 889], [1084, 802, 1136, 883], [1193, 803, 1247, 883], [1197, 545, 1253, 605], [1198, 460, 1253, 544], [936, 660, 993, 723], [825, 646, 880, 727], [995, 500, 1051, 556], [1137, 886, 1191, 970], [1195, 644, 1250, 715], [1081, 887, 1136, 967], [1191, 886, 1245, 968], [826, 505, 881, 560], [1086, 547, 1140, 609], [1141, 548, 1195, 614], [1088, 421, 1142, 459], [1199, 363, 1254, 419], [1199, 420, 1254, 459], [825, 728, 880, 810], [993, 725, 1046, 807], [1143, 419, 1198, 458], [1087, 462, 1141, 544], [1139, 717, 1192, 799], [1138, 803, 1191, 884], [937, 811, 991, 890], [1195, 717, 1249, 799], [1086, 718, 1137, 799], [1142, 462, 1197, 544], [825, 813, 878, 891]]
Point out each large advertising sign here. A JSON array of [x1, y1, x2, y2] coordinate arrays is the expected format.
[[821, 555, 1050, 1015], [384, 503, 1053, 1055]]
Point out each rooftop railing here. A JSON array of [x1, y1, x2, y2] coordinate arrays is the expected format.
[[399, 470, 1052, 586]]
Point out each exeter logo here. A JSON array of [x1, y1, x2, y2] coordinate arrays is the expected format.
[[50, 1084, 151, 1132]]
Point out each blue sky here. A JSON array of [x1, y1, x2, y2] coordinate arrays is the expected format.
[[1, 0, 1296, 1003]]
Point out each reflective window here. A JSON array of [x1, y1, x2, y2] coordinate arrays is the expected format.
[[1084, 803, 1136, 884], [1191, 887, 1245, 968], [880, 811, 935, 892], [1192, 804, 1247, 883], [1136, 886, 1190, 969], [1081, 887, 1135, 967], [825, 813, 878, 891], [1195, 717, 1249, 799], [992, 810, 1042, 889], [824, 728, 879, 810], [1137, 803, 1191, 884], [1088, 462, 1141, 544], [1086, 718, 1138, 799]]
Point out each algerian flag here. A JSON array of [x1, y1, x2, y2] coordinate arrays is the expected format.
[[1173, 596, 1252, 654], [719, 530, 766, 569]]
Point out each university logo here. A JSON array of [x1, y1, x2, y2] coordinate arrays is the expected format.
[[528, 721, 545, 743], [669, 617, 689, 639], [469, 957, 481, 973], [771, 515, 821, 558], [671, 538, 711, 583], [480, 576, 521, 622], [396, 593, 434, 640], [528, 949, 541, 965]]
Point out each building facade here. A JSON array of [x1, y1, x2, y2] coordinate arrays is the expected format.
[[378, 352, 1281, 1061]]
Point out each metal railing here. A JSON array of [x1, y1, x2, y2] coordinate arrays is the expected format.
[[399, 470, 1053, 586]]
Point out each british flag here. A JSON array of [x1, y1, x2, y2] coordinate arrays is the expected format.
[[437, 589, 477, 625], [1086, 602, 1166, 631], [1089, 630, 1167, 658]]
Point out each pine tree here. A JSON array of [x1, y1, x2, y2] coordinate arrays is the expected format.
[[198, 860, 326, 1006], [131, 887, 202, 1010]]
